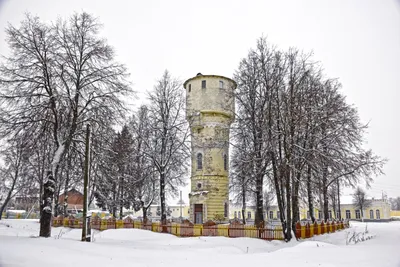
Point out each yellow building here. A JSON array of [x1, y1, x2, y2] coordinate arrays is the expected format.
[[130, 205, 190, 220], [229, 204, 309, 222], [229, 198, 392, 223], [338, 199, 391, 221], [168, 205, 190, 219], [300, 198, 391, 221], [184, 73, 236, 223], [297, 199, 391, 222], [229, 205, 256, 221]]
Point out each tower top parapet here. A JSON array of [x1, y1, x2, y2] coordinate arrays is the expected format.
[[183, 74, 237, 89], [184, 73, 236, 122]]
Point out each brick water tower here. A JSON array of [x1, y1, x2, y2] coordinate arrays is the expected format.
[[183, 73, 236, 223]]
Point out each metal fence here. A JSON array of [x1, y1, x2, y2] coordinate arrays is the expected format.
[[295, 220, 350, 239], [52, 216, 349, 241], [52, 216, 285, 240], [2, 212, 39, 219]]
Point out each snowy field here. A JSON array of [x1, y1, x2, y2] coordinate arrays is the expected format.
[[0, 220, 399, 267]]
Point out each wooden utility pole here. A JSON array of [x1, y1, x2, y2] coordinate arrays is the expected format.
[[82, 124, 91, 241]]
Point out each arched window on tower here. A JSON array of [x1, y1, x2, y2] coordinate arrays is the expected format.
[[223, 154, 228, 171], [197, 153, 203, 170]]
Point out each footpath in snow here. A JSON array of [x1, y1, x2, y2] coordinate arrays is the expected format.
[[0, 219, 399, 267]]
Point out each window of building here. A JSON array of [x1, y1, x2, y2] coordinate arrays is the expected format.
[[247, 211, 251, 219], [328, 210, 332, 219], [224, 203, 228, 217], [318, 211, 322, 220], [307, 211, 310, 219], [238, 212, 241, 219], [234, 211, 237, 218], [219, 80, 224, 89], [346, 210, 351, 219], [201, 80, 206, 89], [370, 209, 374, 219], [355, 210, 361, 219], [277, 211, 281, 220], [269, 211, 273, 220], [336, 211, 340, 219], [197, 153, 203, 170], [223, 154, 228, 171], [376, 209, 380, 220], [188, 84, 191, 92]]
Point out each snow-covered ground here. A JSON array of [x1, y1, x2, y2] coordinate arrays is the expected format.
[[0, 220, 399, 267]]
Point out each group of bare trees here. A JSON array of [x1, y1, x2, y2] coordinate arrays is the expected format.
[[0, 11, 189, 237], [94, 73, 189, 224], [0, 12, 189, 238], [0, 12, 132, 236], [230, 38, 385, 241]]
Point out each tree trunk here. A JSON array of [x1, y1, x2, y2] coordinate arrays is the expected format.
[[337, 179, 341, 220], [63, 180, 69, 216], [322, 163, 329, 221], [112, 181, 117, 217], [39, 171, 55, 237], [285, 166, 292, 241], [242, 181, 246, 224], [254, 173, 264, 227], [54, 186, 61, 217], [82, 124, 90, 242], [360, 204, 364, 222], [119, 176, 124, 220], [39, 178, 43, 219], [38, 148, 45, 219], [331, 190, 336, 221], [0, 194, 13, 221], [323, 184, 329, 222], [271, 152, 287, 240], [63, 152, 71, 216], [291, 170, 300, 235], [160, 171, 167, 232], [0, 170, 19, 221], [307, 163, 315, 222], [142, 205, 148, 222]]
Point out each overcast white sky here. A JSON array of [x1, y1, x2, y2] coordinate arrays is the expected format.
[[0, 0, 399, 203]]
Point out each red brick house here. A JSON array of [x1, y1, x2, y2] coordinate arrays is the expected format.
[[58, 189, 84, 211]]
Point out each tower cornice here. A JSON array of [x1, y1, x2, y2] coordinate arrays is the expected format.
[[183, 74, 237, 89]]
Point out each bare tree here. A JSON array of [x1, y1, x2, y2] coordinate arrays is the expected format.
[[264, 189, 274, 221], [0, 136, 34, 219], [230, 118, 253, 224], [128, 105, 158, 221], [389, 197, 400, 210], [233, 39, 281, 227], [95, 127, 133, 218], [352, 186, 372, 221], [146, 70, 190, 228], [314, 79, 385, 220]]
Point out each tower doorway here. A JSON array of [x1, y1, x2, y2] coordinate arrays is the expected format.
[[194, 204, 203, 224]]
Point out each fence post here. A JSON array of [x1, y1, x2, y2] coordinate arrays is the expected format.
[[305, 223, 310, 238], [295, 222, 301, 239]]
